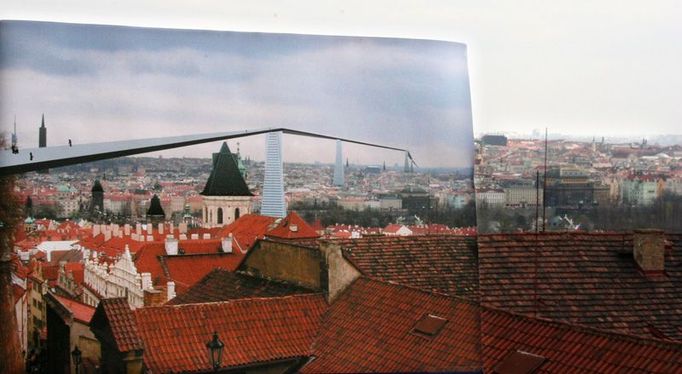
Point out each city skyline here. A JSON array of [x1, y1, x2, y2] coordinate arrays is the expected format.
[[0, 21, 474, 168]]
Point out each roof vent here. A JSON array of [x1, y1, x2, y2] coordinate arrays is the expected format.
[[412, 314, 448, 337], [494, 350, 546, 374], [290, 224, 298, 232]]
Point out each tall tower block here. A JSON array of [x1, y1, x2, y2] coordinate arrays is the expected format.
[[39, 114, 46, 147], [404, 151, 411, 173], [261, 131, 286, 218], [333, 139, 344, 187]]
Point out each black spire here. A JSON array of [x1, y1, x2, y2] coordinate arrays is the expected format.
[[147, 194, 165, 217], [201, 142, 252, 197]]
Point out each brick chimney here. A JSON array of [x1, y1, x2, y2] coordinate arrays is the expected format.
[[165, 237, 178, 256], [634, 229, 665, 274], [158, 223, 164, 235], [221, 234, 233, 253]]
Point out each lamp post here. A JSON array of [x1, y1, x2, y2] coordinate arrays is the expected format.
[[206, 331, 224, 372], [71, 346, 82, 374]]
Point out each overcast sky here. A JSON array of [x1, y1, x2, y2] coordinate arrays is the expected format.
[[1, 1, 681, 157], [0, 21, 473, 168]]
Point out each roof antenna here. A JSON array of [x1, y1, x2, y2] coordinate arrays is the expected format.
[[542, 127, 548, 233]]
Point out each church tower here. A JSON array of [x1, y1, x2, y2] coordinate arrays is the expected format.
[[91, 179, 104, 213], [201, 142, 253, 227]]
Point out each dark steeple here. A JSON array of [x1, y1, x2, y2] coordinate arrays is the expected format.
[[90, 179, 104, 213], [146, 194, 166, 219], [39, 114, 46, 148], [201, 142, 252, 197]]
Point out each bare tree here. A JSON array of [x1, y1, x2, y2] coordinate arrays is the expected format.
[[0, 136, 24, 373]]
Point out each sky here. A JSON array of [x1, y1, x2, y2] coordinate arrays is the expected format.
[[1, 1, 681, 156], [0, 21, 474, 168]]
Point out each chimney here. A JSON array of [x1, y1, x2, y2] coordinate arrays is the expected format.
[[634, 229, 666, 273], [93, 225, 101, 237], [202, 233, 211, 240], [221, 234, 233, 253], [147, 224, 153, 236], [179, 222, 188, 234], [169, 222, 175, 236], [104, 230, 112, 242], [131, 233, 139, 241], [191, 234, 199, 240], [136, 223, 142, 235], [144, 289, 165, 307], [158, 223, 164, 235], [112, 224, 120, 236], [167, 281, 176, 301], [165, 237, 178, 255], [140, 272, 152, 290], [179, 234, 187, 241], [124, 224, 131, 236]]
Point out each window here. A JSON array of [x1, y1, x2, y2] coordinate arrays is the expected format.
[[234, 207, 240, 220], [217, 207, 223, 224], [493, 350, 546, 374], [412, 314, 448, 337]]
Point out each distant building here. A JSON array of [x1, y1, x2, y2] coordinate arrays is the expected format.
[[333, 139, 344, 187], [201, 142, 253, 227], [261, 132, 286, 218], [90, 180, 104, 214], [38, 114, 47, 147], [146, 194, 165, 224], [481, 134, 508, 146]]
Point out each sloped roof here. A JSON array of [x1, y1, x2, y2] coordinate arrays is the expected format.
[[93, 298, 143, 352], [201, 142, 252, 197], [301, 277, 481, 373], [134, 239, 247, 288], [160, 253, 248, 294], [333, 235, 479, 298], [134, 294, 327, 373], [54, 295, 95, 324], [478, 232, 682, 341], [168, 269, 316, 305], [216, 214, 278, 251], [482, 306, 682, 373], [266, 212, 320, 240]]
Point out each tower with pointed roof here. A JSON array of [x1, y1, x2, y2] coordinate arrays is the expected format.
[[39, 114, 46, 148], [91, 179, 104, 214], [201, 142, 253, 227]]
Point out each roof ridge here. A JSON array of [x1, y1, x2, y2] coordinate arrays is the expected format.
[[481, 304, 682, 350], [152, 292, 327, 309]]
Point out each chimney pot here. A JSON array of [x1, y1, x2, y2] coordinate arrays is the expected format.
[[165, 237, 178, 256], [221, 236, 233, 253], [634, 229, 665, 273], [167, 281, 176, 301]]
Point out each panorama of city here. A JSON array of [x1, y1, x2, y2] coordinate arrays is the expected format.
[[2, 15, 682, 374]]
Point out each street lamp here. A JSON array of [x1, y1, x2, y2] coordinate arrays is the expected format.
[[206, 331, 224, 371], [71, 346, 82, 374]]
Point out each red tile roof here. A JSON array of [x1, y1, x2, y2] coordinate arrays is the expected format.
[[54, 295, 96, 324], [301, 278, 481, 373], [482, 306, 682, 373], [217, 214, 278, 251], [134, 294, 327, 373], [478, 232, 682, 340], [160, 253, 249, 293], [332, 235, 479, 297], [266, 212, 320, 240], [168, 269, 316, 305], [64, 262, 85, 285], [93, 298, 143, 352], [134, 239, 245, 287]]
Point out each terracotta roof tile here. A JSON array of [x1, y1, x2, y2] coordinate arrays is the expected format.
[[302, 278, 481, 373], [95, 298, 143, 352], [54, 295, 96, 324], [168, 269, 316, 305], [266, 212, 320, 240], [135, 294, 326, 372], [482, 307, 682, 373], [160, 253, 249, 293], [332, 235, 479, 297], [479, 232, 682, 341]]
